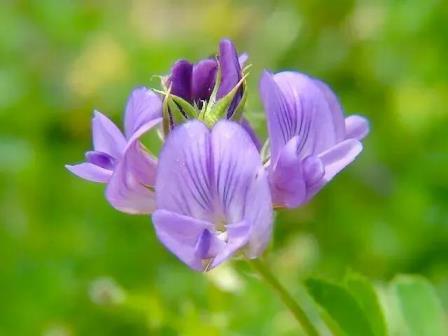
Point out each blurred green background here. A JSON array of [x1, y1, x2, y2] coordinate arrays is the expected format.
[[1, 0, 447, 335]]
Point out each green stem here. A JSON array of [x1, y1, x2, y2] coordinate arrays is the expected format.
[[248, 258, 319, 336]]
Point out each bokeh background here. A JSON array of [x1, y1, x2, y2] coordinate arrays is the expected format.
[[1, 0, 447, 335]]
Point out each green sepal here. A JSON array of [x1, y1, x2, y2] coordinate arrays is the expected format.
[[231, 64, 251, 121], [162, 87, 172, 137], [229, 78, 248, 121], [158, 87, 198, 135], [204, 57, 222, 111], [169, 95, 197, 119], [167, 98, 187, 125], [203, 73, 247, 127]]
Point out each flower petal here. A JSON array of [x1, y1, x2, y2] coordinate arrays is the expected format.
[[217, 39, 243, 117], [307, 139, 363, 199], [156, 120, 272, 264], [345, 115, 369, 140], [106, 140, 157, 214], [85, 151, 115, 170], [168, 60, 193, 102], [92, 111, 126, 159], [303, 155, 325, 186], [195, 228, 226, 261], [268, 136, 306, 208], [211, 121, 272, 256], [319, 139, 363, 181], [192, 59, 217, 104], [65, 162, 112, 183], [152, 210, 214, 271], [155, 120, 213, 221], [243, 167, 273, 257], [211, 220, 250, 268], [211, 121, 260, 222], [259, 71, 294, 164], [124, 87, 163, 138], [240, 118, 262, 151], [272, 72, 339, 157], [238, 53, 249, 67], [313, 79, 346, 142]]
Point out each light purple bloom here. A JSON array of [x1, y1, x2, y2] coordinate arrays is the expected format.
[[66, 87, 162, 214], [152, 120, 272, 271], [166, 39, 244, 118], [260, 71, 369, 208]]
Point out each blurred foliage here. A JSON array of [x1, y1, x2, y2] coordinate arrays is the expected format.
[[1, 0, 447, 335]]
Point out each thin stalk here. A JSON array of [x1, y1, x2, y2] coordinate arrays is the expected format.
[[248, 258, 319, 336]]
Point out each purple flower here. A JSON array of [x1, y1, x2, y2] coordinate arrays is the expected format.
[[152, 120, 272, 271], [66, 87, 162, 214], [166, 38, 245, 120], [259, 71, 369, 208]]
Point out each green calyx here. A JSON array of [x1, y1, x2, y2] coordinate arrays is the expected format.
[[201, 74, 248, 127], [158, 62, 250, 134]]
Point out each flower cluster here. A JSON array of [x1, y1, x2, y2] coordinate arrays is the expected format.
[[67, 39, 368, 271]]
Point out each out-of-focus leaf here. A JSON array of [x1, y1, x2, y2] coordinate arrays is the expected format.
[[306, 278, 375, 336], [345, 271, 387, 336], [392, 275, 447, 336]]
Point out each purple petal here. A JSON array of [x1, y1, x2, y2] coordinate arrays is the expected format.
[[268, 136, 306, 208], [259, 71, 294, 164], [217, 39, 243, 117], [303, 155, 325, 186], [242, 166, 273, 257], [211, 220, 250, 268], [106, 140, 157, 214], [124, 87, 163, 138], [319, 139, 363, 181], [152, 210, 215, 271], [211, 121, 272, 256], [92, 111, 126, 159], [307, 139, 363, 198], [271, 72, 339, 157], [313, 79, 346, 142], [168, 60, 193, 102], [85, 151, 115, 170], [345, 115, 369, 140], [127, 117, 163, 145], [240, 118, 262, 151], [195, 228, 226, 261], [191, 59, 217, 104], [238, 53, 249, 67], [155, 120, 213, 221], [155, 120, 272, 267], [65, 162, 112, 183], [211, 121, 263, 222]]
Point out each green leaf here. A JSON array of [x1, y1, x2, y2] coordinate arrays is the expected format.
[[306, 278, 375, 336], [392, 275, 447, 336], [345, 272, 387, 336]]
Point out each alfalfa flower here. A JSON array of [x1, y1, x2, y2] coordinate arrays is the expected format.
[[259, 71, 369, 208], [66, 87, 162, 214], [152, 120, 272, 271]]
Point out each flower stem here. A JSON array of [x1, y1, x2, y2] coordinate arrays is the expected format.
[[248, 258, 319, 336]]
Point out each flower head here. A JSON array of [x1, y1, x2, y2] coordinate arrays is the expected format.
[[66, 87, 162, 214], [66, 38, 370, 272], [259, 71, 369, 208], [152, 120, 272, 271]]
